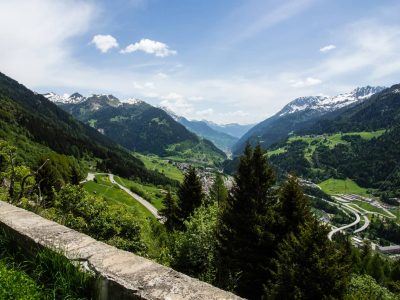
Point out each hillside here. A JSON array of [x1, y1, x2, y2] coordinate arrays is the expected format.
[[172, 116, 238, 152], [266, 84, 400, 196], [232, 86, 385, 155], [204, 121, 254, 139], [47, 93, 226, 165], [0, 72, 173, 185]]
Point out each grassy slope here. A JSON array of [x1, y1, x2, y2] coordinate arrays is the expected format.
[[0, 260, 45, 299], [318, 178, 371, 197], [114, 176, 166, 210], [83, 175, 164, 257], [269, 130, 385, 161], [134, 153, 184, 182]]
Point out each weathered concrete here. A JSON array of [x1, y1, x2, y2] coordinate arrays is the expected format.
[[0, 201, 242, 300]]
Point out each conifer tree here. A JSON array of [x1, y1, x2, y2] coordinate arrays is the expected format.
[[216, 144, 277, 298], [177, 166, 204, 224], [278, 175, 312, 236], [160, 189, 180, 231], [268, 219, 351, 299], [208, 173, 228, 206]]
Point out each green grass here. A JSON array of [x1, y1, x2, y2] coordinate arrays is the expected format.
[[114, 176, 167, 210], [348, 201, 393, 218], [318, 178, 371, 197], [269, 130, 386, 161], [83, 179, 155, 220], [134, 153, 184, 182], [0, 260, 45, 299], [0, 229, 94, 299], [83, 176, 167, 258]]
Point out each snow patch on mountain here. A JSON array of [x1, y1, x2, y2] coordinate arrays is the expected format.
[[279, 86, 386, 116], [121, 98, 144, 105], [44, 92, 148, 107]]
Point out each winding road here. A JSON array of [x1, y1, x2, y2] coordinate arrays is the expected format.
[[108, 174, 162, 221], [327, 204, 361, 240], [82, 172, 163, 222]]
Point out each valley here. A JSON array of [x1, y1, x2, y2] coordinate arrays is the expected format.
[[1, 71, 399, 299]]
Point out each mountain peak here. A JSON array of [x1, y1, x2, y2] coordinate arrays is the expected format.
[[43, 92, 85, 104], [278, 86, 386, 117]]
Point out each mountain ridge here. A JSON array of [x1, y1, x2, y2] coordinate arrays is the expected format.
[[232, 86, 386, 155], [46, 92, 226, 165]]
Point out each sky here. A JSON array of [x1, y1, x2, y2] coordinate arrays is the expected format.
[[1, 0, 400, 124]]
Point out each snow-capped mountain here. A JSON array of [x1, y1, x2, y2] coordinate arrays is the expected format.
[[121, 97, 144, 105], [44, 92, 144, 107], [158, 106, 180, 121], [233, 86, 387, 154], [278, 86, 386, 116], [43, 92, 86, 104]]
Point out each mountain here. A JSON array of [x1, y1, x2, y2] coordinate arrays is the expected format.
[[265, 84, 400, 196], [205, 121, 254, 138], [43, 92, 85, 104], [232, 86, 386, 155], [177, 117, 238, 153], [159, 108, 238, 153], [0, 72, 174, 185], [47, 93, 226, 165]]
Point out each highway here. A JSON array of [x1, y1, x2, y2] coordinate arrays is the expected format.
[[327, 204, 361, 240]]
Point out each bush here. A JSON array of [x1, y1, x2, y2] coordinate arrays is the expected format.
[[170, 202, 218, 283], [44, 184, 147, 254], [344, 274, 396, 300]]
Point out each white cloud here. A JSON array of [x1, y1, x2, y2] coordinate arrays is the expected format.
[[223, 0, 316, 44], [0, 0, 95, 86], [315, 20, 400, 81], [155, 72, 168, 79], [196, 108, 214, 117], [160, 93, 193, 115], [121, 39, 177, 57], [290, 77, 322, 88], [319, 44, 336, 52], [188, 96, 204, 101], [91, 34, 119, 53]]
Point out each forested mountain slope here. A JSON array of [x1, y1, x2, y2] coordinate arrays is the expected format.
[[233, 86, 385, 155], [51, 94, 226, 165], [0, 72, 172, 184], [172, 116, 238, 152], [266, 84, 400, 196]]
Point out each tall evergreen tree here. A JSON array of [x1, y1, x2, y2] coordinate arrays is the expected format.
[[278, 175, 312, 236], [177, 166, 204, 224], [208, 173, 228, 206], [268, 218, 351, 299], [160, 189, 180, 231], [216, 144, 277, 298]]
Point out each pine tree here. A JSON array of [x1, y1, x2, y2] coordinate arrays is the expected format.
[[208, 173, 228, 206], [268, 219, 351, 299], [177, 166, 204, 225], [278, 175, 312, 236], [216, 144, 277, 298], [160, 189, 180, 231]]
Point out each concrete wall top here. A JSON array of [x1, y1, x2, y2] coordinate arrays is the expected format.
[[0, 201, 242, 300]]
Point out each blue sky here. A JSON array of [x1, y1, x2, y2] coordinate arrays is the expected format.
[[1, 0, 400, 124]]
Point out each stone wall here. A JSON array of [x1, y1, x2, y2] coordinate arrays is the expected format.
[[0, 201, 242, 300]]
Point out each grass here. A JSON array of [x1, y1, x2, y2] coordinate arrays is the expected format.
[[318, 178, 371, 197], [83, 178, 155, 220], [269, 130, 386, 161], [349, 201, 394, 218], [83, 175, 167, 258], [134, 153, 184, 182], [114, 176, 167, 210], [0, 260, 45, 299], [0, 228, 94, 299]]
